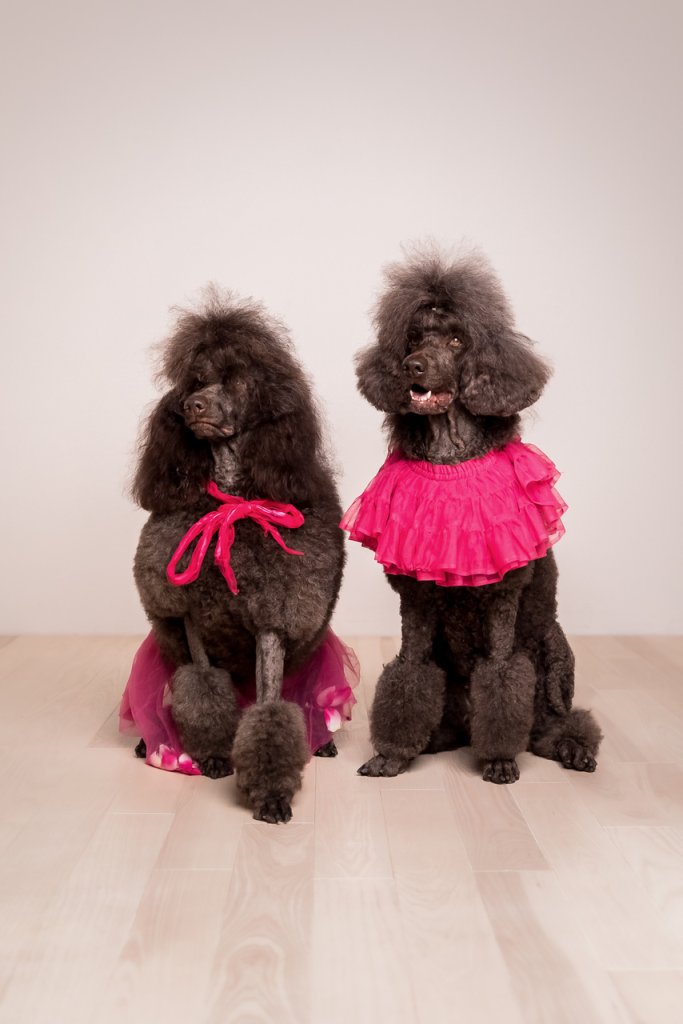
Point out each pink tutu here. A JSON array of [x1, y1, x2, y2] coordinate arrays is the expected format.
[[119, 630, 359, 774], [341, 439, 567, 587]]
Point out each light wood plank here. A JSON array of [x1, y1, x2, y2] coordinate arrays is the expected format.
[[294, 752, 317, 824], [607, 827, 683, 946], [609, 970, 683, 1024], [383, 789, 524, 1024], [0, 635, 140, 748], [156, 781, 245, 871], [108, 752, 198, 814], [567, 760, 683, 827], [314, 727, 394, 878], [0, 749, 125, 990], [89, 703, 131, 748], [1, 812, 173, 1023], [621, 634, 683, 672], [590, 700, 659, 764], [104, 868, 232, 1022], [205, 822, 314, 1024], [477, 871, 630, 1023], [0, 746, 83, 856], [311, 876, 416, 1024], [512, 782, 683, 969], [155, 751, 315, 871], [588, 688, 683, 763], [443, 749, 549, 870]]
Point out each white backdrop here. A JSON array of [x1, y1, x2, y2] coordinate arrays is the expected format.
[[1, 0, 681, 635]]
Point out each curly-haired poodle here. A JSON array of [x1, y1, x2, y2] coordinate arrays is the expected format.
[[130, 291, 350, 822], [344, 250, 602, 784]]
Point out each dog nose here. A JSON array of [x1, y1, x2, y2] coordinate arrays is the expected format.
[[403, 355, 426, 376], [184, 396, 206, 416]]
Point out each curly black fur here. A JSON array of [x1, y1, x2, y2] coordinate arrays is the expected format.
[[132, 290, 345, 821], [355, 249, 602, 783]]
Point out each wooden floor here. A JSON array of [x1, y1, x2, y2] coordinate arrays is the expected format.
[[0, 636, 682, 1023]]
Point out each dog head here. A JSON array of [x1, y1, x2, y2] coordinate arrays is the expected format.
[[161, 294, 307, 442], [356, 251, 550, 420], [132, 291, 328, 512]]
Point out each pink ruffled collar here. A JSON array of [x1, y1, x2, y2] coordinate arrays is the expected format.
[[341, 439, 567, 587]]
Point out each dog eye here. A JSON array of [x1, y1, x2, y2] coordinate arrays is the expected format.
[[449, 338, 462, 349], [191, 377, 207, 390]]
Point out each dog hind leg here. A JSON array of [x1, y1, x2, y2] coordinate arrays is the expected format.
[[530, 707, 602, 772], [171, 614, 239, 778], [530, 622, 601, 771], [542, 621, 576, 715]]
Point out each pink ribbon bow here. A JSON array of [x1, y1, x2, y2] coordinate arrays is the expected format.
[[167, 481, 304, 595]]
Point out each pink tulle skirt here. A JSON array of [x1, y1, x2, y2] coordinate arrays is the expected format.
[[341, 439, 567, 587], [119, 630, 359, 775]]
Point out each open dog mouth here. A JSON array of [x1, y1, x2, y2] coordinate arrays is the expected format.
[[408, 383, 454, 413]]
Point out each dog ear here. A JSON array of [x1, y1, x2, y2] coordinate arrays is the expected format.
[[355, 344, 406, 412], [239, 407, 332, 507], [458, 330, 550, 417], [132, 391, 212, 512]]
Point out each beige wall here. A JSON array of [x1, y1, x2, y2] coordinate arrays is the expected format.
[[1, 0, 681, 634]]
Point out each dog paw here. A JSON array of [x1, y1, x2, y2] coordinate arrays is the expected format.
[[198, 756, 234, 779], [314, 739, 338, 758], [482, 758, 520, 784], [557, 738, 597, 773], [134, 738, 147, 759], [253, 796, 293, 824], [357, 754, 409, 777]]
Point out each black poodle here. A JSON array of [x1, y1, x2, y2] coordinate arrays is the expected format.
[[131, 291, 346, 822], [347, 250, 602, 784]]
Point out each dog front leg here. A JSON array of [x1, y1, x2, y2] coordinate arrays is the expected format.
[[358, 592, 446, 777], [171, 614, 239, 778], [470, 591, 535, 784], [232, 630, 309, 824]]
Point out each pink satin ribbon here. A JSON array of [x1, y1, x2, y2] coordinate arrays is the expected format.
[[167, 481, 304, 595]]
